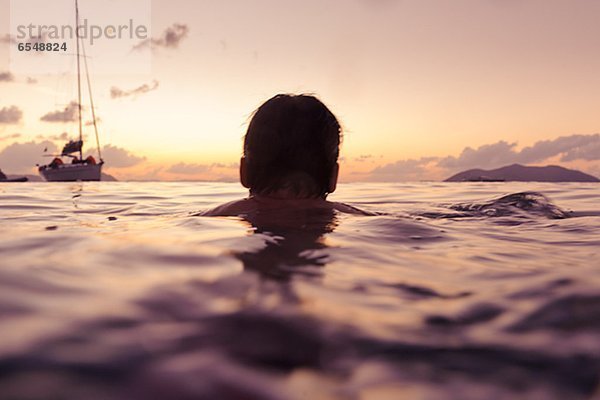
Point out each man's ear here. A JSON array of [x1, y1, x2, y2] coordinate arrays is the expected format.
[[328, 162, 339, 194], [240, 157, 250, 188]]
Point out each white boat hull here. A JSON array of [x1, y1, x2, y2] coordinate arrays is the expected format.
[[39, 163, 103, 182]]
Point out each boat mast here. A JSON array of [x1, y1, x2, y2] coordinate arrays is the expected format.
[[81, 35, 102, 162], [75, 0, 83, 161]]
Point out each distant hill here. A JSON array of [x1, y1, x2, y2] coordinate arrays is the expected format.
[[445, 164, 600, 182], [2, 170, 38, 182], [101, 173, 118, 182], [7, 174, 43, 182]]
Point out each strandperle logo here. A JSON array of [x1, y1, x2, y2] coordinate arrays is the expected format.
[[15, 20, 149, 46], [9, 0, 152, 75]]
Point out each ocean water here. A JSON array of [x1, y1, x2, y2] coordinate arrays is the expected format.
[[0, 182, 599, 400]]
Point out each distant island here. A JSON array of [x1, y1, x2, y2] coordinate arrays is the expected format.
[[1, 169, 28, 182], [101, 173, 118, 182], [445, 164, 599, 182]]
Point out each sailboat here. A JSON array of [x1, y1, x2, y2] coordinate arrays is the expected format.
[[38, 0, 104, 182]]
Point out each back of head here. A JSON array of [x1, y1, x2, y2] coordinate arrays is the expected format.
[[243, 94, 341, 198]]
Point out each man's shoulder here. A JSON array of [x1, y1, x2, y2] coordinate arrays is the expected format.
[[332, 202, 376, 216], [200, 198, 255, 217], [199, 198, 373, 217]]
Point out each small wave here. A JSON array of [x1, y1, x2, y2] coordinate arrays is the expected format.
[[509, 294, 600, 332], [442, 192, 571, 219], [426, 302, 504, 327], [387, 282, 472, 300]]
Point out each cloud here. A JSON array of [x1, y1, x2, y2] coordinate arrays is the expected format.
[[37, 132, 89, 142], [0, 106, 23, 124], [85, 118, 101, 126], [368, 157, 439, 181], [165, 162, 238, 179], [40, 102, 79, 123], [24, 33, 47, 45], [212, 162, 239, 169], [438, 141, 518, 170], [44, 132, 70, 141], [0, 133, 22, 141], [517, 134, 600, 163], [437, 134, 600, 170], [110, 80, 159, 99], [0, 72, 38, 85], [561, 140, 600, 161], [0, 35, 16, 45], [588, 164, 600, 180], [166, 162, 212, 175], [0, 71, 15, 82], [132, 23, 189, 51], [99, 144, 146, 168], [0, 140, 58, 173], [354, 154, 376, 163], [368, 134, 600, 181]]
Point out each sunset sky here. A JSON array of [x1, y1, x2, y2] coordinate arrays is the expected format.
[[1, 0, 599, 181]]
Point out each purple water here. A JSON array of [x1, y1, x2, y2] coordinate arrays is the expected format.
[[0, 182, 599, 399]]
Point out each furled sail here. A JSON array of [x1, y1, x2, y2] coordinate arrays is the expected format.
[[62, 140, 83, 156]]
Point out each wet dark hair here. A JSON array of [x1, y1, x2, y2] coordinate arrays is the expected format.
[[243, 94, 341, 198]]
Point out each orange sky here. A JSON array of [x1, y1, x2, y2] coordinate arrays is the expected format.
[[1, 0, 599, 181]]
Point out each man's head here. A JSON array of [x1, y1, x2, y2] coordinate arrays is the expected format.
[[240, 94, 341, 198]]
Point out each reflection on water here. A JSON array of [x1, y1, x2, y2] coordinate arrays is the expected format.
[[235, 208, 338, 281], [0, 182, 599, 399]]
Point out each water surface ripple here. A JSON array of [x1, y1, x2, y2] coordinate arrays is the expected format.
[[0, 182, 599, 399]]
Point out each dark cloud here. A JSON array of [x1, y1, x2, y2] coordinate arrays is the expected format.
[[40, 102, 79, 123], [0, 72, 39, 85], [110, 80, 159, 99], [132, 24, 189, 51], [99, 145, 146, 168], [368, 134, 600, 181], [167, 162, 212, 175], [0, 71, 15, 82], [0, 106, 23, 124], [0, 140, 58, 173]]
